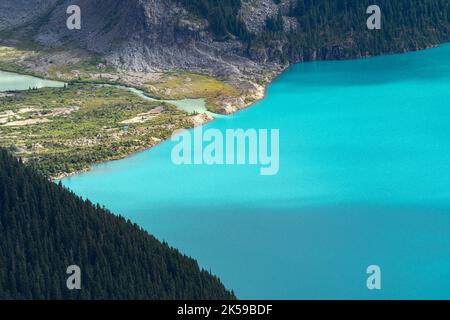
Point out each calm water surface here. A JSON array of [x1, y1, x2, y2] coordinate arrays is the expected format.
[[0, 70, 64, 91], [62, 44, 450, 299]]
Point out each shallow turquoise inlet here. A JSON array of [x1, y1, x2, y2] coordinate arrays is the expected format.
[[62, 44, 450, 299], [0, 70, 65, 91]]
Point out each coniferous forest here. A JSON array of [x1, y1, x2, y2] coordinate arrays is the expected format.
[[178, 0, 450, 62], [0, 149, 235, 299], [275, 0, 450, 61]]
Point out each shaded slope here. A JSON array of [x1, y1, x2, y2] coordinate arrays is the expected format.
[[0, 149, 235, 299]]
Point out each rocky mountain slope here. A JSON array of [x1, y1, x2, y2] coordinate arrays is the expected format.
[[1, 0, 449, 113], [1, 0, 273, 77], [2, 0, 446, 71]]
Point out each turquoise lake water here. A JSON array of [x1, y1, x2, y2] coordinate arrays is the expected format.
[[0, 70, 64, 91], [62, 44, 450, 299]]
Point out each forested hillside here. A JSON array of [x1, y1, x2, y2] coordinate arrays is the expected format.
[[174, 0, 450, 62], [186, 0, 450, 62], [257, 0, 450, 62], [0, 149, 235, 299]]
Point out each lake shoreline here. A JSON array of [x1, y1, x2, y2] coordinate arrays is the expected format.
[[1, 42, 446, 180], [61, 41, 450, 298]]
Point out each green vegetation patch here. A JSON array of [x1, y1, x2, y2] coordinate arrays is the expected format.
[[47, 55, 117, 83], [143, 72, 240, 113], [0, 46, 40, 76], [0, 46, 29, 60], [0, 84, 193, 178], [0, 45, 117, 82]]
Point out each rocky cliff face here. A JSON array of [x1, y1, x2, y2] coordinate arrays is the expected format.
[[241, 0, 298, 34], [0, 0, 60, 30], [0, 0, 278, 81], [1, 0, 449, 91]]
